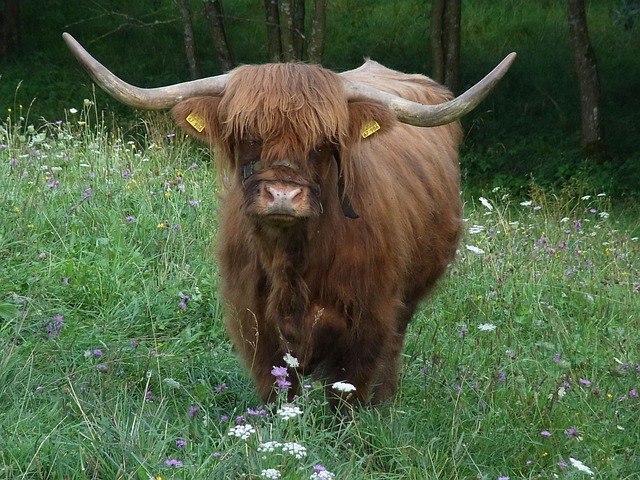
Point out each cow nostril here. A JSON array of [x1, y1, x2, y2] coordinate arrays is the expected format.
[[266, 185, 302, 202]]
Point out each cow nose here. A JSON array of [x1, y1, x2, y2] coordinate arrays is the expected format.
[[264, 184, 303, 214]]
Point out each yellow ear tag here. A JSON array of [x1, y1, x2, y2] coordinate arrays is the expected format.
[[361, 120, 381, 139], [186, 112, 206, 133]]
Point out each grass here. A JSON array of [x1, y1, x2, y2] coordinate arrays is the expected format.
[[1, 106, 639, 480]]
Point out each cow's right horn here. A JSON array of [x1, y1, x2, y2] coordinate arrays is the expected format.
[[63, 33, 229, 110]]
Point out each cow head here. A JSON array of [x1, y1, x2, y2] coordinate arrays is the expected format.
[[169, 63, 400, 224]]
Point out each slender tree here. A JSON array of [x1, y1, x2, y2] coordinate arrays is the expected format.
[[175, 0, 201, 78], [567, 0, 608, 161], [265, 0, 282, 61], [204, 0, 234, 71], [430, 0, 461, 94], [0, 0, 20, 56], [307, 0, 327, 64]]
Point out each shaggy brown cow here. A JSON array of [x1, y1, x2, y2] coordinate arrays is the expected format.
[[63, 33, 515, 405]]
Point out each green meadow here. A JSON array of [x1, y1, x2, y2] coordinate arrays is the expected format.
[[1, 101, 638, 479]]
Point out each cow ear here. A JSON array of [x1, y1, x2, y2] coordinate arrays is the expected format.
[[346, 101, 398, 144], [172, 96, 223, 144]]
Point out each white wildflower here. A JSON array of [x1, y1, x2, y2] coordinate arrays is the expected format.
[[569, 457, 594, 475], [560, 217, 570, 223], [468, 225, 485, 234], [277, 404, 303, 420], [258, 441, 282, 453], [598, 211, 609, 218], [311, 470, 336, 480], [261, 468, 281, 479], [283, 352, 300, 368], [520, 200, 532, 206], [465, 245, 485, 254], [163, 377, 181, 388], [282, 442, 307, 459], [597, 192, 606, 197], [479, 196, 493, 210], [477, 323, 497, 332], [228, 424, 255, 440], [69, 108, 78, 114], [581, 195, 592, 200], [331, 381, 357, 393]]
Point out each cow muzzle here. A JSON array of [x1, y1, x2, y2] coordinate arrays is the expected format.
[[246, 178, 321, 224]]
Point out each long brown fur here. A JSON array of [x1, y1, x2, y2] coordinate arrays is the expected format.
[[172, 61, 463, 405]]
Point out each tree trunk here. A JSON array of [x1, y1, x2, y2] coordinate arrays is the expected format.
[[264, 0, 282, 62], [307, 0, 327, 64], [567, 0, 608, 161], [175, 0, 201, 79], [293, 0, 306, 60], [205, 0, 234, 71], [443, 0, 461, 94], [430, 0, 445, 84], [279, 0, 296, 61], [430, 0, 460, 94], [0, 0, 20, 56]]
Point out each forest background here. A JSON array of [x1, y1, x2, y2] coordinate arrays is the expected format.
[[1, 0, 639, 196]]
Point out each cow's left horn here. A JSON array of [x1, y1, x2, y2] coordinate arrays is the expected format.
[[343, 53, 516, 127], [63, 33, 229, 110]]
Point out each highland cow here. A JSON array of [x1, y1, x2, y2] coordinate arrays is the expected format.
[[64, 33, 515, 404]]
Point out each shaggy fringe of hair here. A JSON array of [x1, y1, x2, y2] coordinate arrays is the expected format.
[[220, 63, 351, 163]]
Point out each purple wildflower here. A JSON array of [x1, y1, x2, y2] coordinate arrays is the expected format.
[[498, 370, 507, 382], [125, 215, 137, 222], [540, 430, 552, 437], [188, 200, 199, 207], [164, 459, 183, 467], [553, 353, 561, 363], [97, 364, 108, 372], [459, 325, 468, 337], [565, 426, 579, 439], [130, 339, 139, 348], [578, 378, 591, 386], [93, 349, 103, 356], [82, 187, 92, 199], [47, 180, 60, 189], [35, 385, 44, 392], [630, 388, 638, 398], [46, 314, 64, 337], [61, 277, 69, 284], [178, 301, 187, 311], [121, 170, 131, 179], [176, 439, 187, 449], [188, 404, 200, 417], [271, 366, 288, 378], [214, 383, 228, 393], [247, 407, 267, 416], [188, 163, 199, 170]]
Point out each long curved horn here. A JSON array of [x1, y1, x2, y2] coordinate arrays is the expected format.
[[342, 53, 517, 127], [63, 33, 229, 110]]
